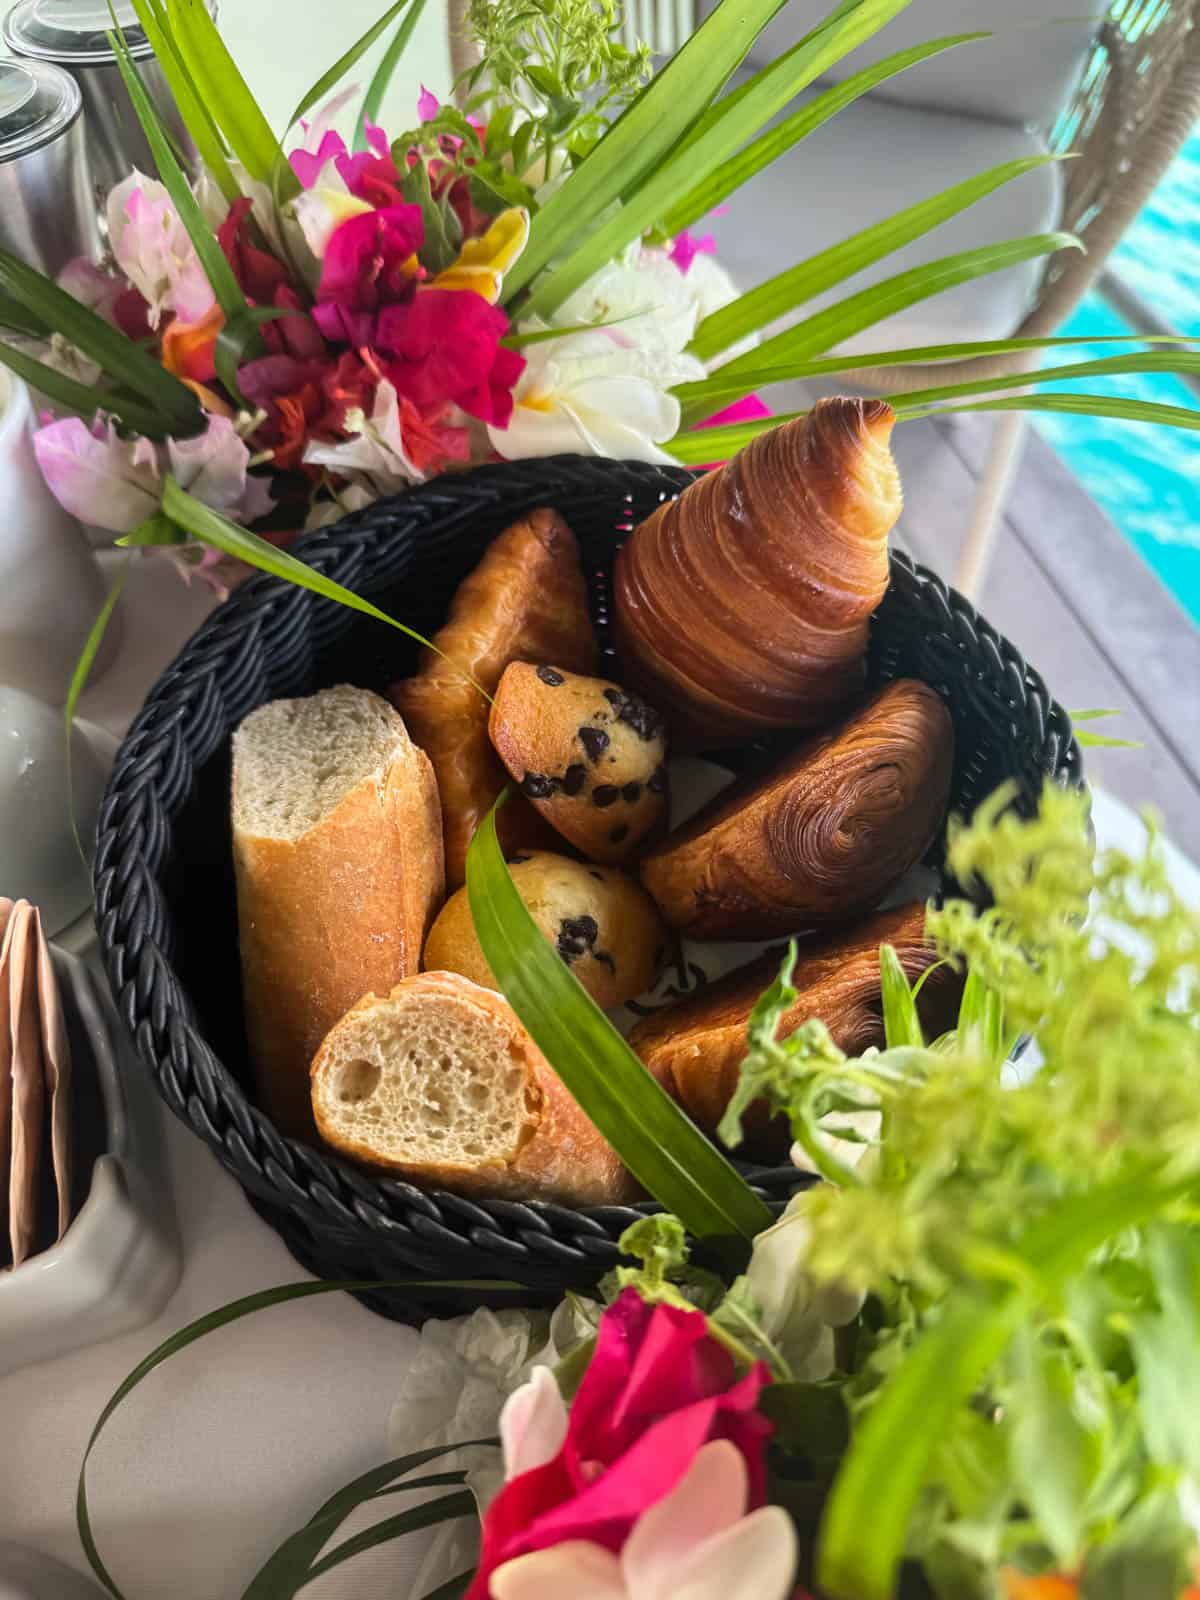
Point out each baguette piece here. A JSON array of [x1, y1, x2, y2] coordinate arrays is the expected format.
[[233, 685, 444, 1142], [629, 903, 961, 1158], [391, 510, 598, 887], [310, 972, 638, 1205]]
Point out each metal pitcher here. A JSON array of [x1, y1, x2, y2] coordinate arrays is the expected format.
[[3, 0, 215, 204], [0, 56, 99, 276]]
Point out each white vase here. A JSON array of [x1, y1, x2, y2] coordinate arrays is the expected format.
[[0, 368, 119, 706]]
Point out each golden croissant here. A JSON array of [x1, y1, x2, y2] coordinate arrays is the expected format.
[[630, 902, 962, 1159], [640, 679, 954, 940], [614, 398, 902, 743]]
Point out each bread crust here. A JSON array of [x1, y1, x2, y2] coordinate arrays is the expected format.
[[310, 972, 639, 1206], [629, 902, 961, 1158], [391, 509, 598, 887], [234, 735, 444, 1142]]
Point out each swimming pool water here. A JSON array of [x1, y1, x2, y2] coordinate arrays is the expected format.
[[1032, 131, 1200, 627]]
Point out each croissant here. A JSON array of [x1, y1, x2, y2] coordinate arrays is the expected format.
[[391, 510, 598, 887], [613, 398, 901, 744], [629, 902, 962, 1159], [640, 679, 953, 940]]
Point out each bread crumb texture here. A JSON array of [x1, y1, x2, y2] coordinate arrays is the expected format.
[[313, 988, 534, 1165], [233, 685, 409, 842]]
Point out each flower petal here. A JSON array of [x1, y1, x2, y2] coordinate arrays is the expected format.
[[433, 208, 530, 304], [622, 1440, 748, 1600], [500, 1366, 570, 1483], [491, 1542, 626, 1600], [675, 1507, 799, 1600], [167, 414, 274, 524], [418, 85, 440, 122], [33, 416, 161, 533]]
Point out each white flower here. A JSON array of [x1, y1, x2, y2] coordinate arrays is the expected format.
[[385, 1299, 598, 1596], [494, 243, 729, 464], [303, 380, 424, 493], [744, 1191, 865, 1379], [490, 1440, 798, 1600]]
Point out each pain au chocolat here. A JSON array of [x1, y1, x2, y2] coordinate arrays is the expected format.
[[640, 680, 953, 940], [629, 902, 961, 1159], [613, 399, 902, 744]]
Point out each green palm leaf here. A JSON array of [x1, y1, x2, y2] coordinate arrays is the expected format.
[[0, 248, 202, 432], [506, 0, 876, 299], [357, 0, 431, 150], [521, 0, 918, 320], [898, 393, 1200, 430], [0, 339, 181, 438], [688, 156, 1061, 374], [696, 232, 1078, 393], [108, 22, 262, 383], [166, 0, 286, 183], [128, 0, 239, 202], [661, 31, 986, 240], [465, 802, 773, 1242]]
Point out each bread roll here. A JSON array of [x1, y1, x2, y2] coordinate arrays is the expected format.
[[233, 685, 444, 1141], [424, 851, 666, 1010], [640, 680, 953, 940], [310, 972, 638, 1205], [391, 510, 598, 887], [629, 903, 960, 1158], [489, 663, 669, 866]]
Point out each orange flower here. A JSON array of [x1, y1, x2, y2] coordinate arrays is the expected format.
[[162, 303, 224, 385], [272, 383, 322, 471], [1002, 1575, 1079, 1600]]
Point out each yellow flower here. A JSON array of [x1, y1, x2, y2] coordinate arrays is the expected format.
[[433, 208, 529, 304]]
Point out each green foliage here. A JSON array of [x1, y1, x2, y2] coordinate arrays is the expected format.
[[460, 0, 651, 165], [712, 783, 1200, 1599]]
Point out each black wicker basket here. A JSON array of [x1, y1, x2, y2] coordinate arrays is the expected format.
[[93, 455, 1082, 1323]]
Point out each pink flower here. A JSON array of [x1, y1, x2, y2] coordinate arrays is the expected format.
[[669, 231, 717, 276], [33, 415, 161, 532], [167, 415, 275, 525], [318, 205, 425, 310], [489, 1441, 798, 1600], [466, 1290, 775, 1600], [289, 85, 360, 188], [337, 122, 405, 208], [377, 288, 524, 426], [695, 394, 772, 469], [106, 172, 215, 329], [57, 258, 126, 326], [417, 85, 440, 122]]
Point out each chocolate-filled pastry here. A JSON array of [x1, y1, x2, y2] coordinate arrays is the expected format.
[[423, 851, 666, 1010], [640, 680, 953, 939], [488, 662, 669, 866], [391, 510, 598, 887], [629, 902, 961, 1158], [613, 399, 901, 744]]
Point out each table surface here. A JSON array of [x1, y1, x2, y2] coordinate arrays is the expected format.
[[1, 548, 1197, 1599]]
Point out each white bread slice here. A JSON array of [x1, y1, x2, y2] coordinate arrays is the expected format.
[[310, 971, 638, 1206], [233, 686, 444, 1142]]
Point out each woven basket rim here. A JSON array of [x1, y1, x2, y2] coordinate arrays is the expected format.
[[92, 453, 1082, 1295]]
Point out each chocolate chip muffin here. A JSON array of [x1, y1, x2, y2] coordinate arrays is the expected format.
[[422, 851, 666, 1009], [488, 663, 669, 865]]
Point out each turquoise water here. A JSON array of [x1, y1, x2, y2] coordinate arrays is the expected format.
[[1031, 131, 1200, 626]]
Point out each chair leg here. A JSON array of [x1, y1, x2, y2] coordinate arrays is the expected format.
[[953, 410, 1030, 601]]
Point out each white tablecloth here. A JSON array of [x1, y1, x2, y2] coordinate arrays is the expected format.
[[1, 554, 1196, 1598]]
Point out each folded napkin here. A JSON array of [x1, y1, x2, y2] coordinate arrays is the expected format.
[[0, 898, 73, 1270]]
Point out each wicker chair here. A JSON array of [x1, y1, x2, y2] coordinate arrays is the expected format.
[[447, 0, 1200, 590]]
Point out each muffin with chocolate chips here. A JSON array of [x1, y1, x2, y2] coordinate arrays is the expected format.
[[422, 851, 666, 1009], [489, 663, 669, 865]]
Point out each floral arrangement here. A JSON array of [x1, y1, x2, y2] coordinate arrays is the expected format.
[[79, 783, 1200, 1600], [1, 0, 1199, 624]]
